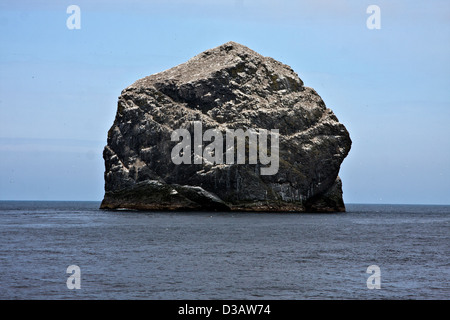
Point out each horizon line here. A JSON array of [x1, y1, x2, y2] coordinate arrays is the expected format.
[[0, 200, 449, 206]]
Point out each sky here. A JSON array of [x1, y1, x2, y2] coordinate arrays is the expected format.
[[0, 0, 449, 204]]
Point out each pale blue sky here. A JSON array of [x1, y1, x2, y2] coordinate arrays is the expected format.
[[0, 0, 449, 204]]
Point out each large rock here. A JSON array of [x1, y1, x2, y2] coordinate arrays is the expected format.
[[100, 41, 351, 212]]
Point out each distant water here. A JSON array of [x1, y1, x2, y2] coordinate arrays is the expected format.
[[0, 201, 448, 300]]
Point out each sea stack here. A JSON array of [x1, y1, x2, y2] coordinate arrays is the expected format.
[[100, 41, 351, 212]]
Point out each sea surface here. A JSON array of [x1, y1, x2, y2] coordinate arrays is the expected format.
[[0, 201, 448, 300]]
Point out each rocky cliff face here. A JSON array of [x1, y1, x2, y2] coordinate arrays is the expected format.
[[100, 41, 351, 212]]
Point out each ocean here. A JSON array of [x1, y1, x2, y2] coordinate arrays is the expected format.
[[0, 201, 448, 300]]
